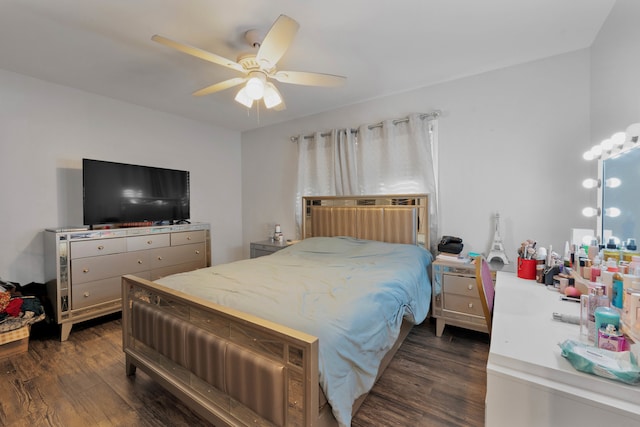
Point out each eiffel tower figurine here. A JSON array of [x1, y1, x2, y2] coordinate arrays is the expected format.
[[487, 212, 510, 264]]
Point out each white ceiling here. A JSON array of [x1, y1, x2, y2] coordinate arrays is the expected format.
[[1, 0, 615, 132]]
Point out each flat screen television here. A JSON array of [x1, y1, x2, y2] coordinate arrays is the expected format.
[[82, 158, 190, 226]]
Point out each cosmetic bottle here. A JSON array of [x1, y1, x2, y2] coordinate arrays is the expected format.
[[612, 270, 624, 309], [535, 249, 546, 284], [588, 286, 609, 342], [582, 259, 592, 281], [591, 256, 602, 283], [563, 241, 572, 268], [630, 256, 640, 274], [594, 306, 618, 346], [588, 241, 599, 261]]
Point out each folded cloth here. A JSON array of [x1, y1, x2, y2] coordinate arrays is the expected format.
[[0, 296, 46, 333], [5, 298, 23, 317]]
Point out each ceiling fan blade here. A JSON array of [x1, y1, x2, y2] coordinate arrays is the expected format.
[[192, 77, 247, 97], [273, 71, 346, 87], [256, 15, 300, 69], [152, 34, 245, 73]]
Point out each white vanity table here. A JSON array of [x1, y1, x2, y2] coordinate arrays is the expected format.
[[486, 271, 640, 427]]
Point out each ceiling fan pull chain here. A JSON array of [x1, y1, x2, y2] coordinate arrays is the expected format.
[[256, 101, 261, 124]]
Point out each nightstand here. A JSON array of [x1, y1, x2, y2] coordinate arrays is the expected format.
[[431, 258, 498, 337], [250, 240, 290, 258]]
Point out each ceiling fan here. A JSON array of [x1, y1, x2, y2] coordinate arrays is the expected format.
[[152, 14, 346, 110]]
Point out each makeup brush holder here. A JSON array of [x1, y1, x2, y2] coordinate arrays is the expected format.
[[517, 257, 537, 280]]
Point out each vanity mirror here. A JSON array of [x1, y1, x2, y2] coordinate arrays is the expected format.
[[601, 142, 639, 246], [583, 123, 640, 247]]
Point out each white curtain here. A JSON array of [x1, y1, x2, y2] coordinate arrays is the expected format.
[[295, 113, 439, 249], [294, 129, 357, 236]]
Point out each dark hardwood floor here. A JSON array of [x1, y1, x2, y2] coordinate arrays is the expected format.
[[0, 315, 489, 427]]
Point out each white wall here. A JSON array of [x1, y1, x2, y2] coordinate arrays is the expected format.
[[590, 0, 640, 140], [0, 69, 243, 285], [241, 50, 595, 261]]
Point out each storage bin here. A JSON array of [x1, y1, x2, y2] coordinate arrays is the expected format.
[[0, 326, 29, 359]]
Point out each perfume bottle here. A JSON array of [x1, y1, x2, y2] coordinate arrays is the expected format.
[[586, 286, 609, 342]]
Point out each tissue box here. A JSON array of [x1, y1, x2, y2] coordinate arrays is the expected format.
[[0, 326, 29, 359]]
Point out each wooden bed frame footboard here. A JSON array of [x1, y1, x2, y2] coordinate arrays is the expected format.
[[122, 274, 324, 427]]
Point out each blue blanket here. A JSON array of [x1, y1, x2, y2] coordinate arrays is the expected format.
[[156, 236, 432, 426]]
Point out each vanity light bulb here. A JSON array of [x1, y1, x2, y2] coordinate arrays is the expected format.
[[591, 145, 603, 157], [605, 177, 621, 188], [605, 207, 621, 218], [601, 138, 614, 151], [611, 132, 626, 147], [583, 151, 595, 161], [582, 207, 598, 217], [582, 178, 599, 189]]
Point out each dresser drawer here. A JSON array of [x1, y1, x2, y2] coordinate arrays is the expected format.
[[252, 247, 275, 258], [444, 274, 477, 296], [71, 251, 150, 284], [70, 237, 126, 259], [171, 230, 206, 246], [443, 293, 484, 316], [150, 242, 206, 268], [72, 272, 151, 310], [127, 233, 170, 251]]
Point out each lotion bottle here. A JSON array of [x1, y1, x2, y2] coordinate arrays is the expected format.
[[612, 270, 624, 309]]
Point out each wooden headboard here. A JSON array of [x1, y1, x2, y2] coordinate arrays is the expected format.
[[301, 194, 429, 249]]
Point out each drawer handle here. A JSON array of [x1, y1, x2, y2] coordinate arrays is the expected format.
[[187, 236, 192, 240], [195, 250, 200, 254], [467, 284, 473, 290], [83, 268, 90, 273], [97, 245, 104, 251], [468, 303, 473, 308], [147, 240, 153, 245], [83, 292, 90, 298], [137, 260, 143, 264], [157, 256, 163, 261]]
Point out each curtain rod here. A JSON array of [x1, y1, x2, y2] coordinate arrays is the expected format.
[[290, 110, 441, 143]]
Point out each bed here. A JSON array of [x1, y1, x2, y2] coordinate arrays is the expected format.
[[122, 195, 432, 427]]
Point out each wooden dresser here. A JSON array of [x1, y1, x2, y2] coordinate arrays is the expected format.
[[44, 223, 210, 341]]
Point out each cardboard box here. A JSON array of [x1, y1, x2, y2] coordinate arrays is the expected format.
[[0, 326, 30, 359]]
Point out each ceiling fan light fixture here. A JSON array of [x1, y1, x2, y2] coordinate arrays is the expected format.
[[234, 87, 254, 108], [263, 83, 283, 109], [245, 74, 266, 100], [153, 15, 344, 114]]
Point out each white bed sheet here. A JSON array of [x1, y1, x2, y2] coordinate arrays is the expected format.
[[155, 236, 432, 427]]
